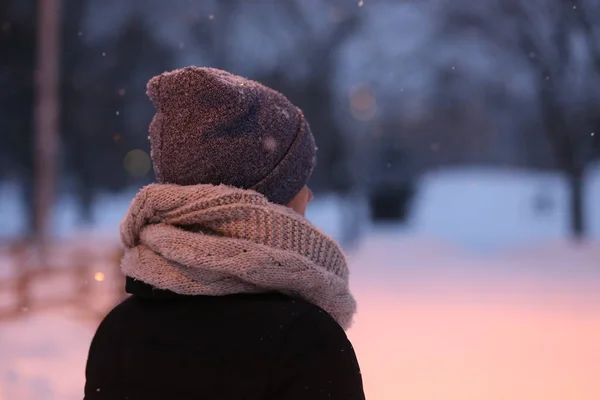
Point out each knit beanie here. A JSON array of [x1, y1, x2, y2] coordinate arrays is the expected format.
[[145, 66, 317, 206]]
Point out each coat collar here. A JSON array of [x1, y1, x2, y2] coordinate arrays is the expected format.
[[126, 276, 184, 299]]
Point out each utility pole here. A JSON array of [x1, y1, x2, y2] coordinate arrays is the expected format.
[[34, 0, 61, 257]]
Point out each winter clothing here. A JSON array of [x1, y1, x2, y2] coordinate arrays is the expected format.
[[120, 183, 356, 330], [84, 278, 366, 400], [85, 67, 365, 400], [147, 66, 317, 206]]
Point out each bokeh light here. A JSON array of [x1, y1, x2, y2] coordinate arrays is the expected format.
[[123, 149, 151, 177]]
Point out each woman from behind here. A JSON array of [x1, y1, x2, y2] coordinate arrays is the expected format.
[[84, 66, 365, 400]]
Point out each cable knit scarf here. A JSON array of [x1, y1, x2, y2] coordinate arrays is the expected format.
[[120, 183, 356, 330]]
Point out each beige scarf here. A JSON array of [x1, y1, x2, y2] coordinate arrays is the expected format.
[[120, 183, 356, 330]]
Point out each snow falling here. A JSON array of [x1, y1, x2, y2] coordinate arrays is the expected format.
[[2, 0, 600, 399]]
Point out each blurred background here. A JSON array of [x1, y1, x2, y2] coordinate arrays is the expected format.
[[0, 0, 599, 399]]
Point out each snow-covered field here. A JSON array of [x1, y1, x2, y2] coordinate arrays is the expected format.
[[0, 166, 599, 400]]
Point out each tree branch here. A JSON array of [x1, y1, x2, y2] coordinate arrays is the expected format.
[[571, 0, 600, 74]]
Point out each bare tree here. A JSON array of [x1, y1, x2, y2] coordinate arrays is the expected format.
[[436, 0, 600, 240], [572, 0, 600, 158]]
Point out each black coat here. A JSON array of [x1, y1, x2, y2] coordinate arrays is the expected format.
[[85, 277, 365, 400]]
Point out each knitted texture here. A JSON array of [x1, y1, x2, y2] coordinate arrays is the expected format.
[[120, 183, 356, 330], [146, 67, 317, 206]]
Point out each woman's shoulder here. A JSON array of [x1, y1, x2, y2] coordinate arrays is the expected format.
[[240, 292, 348, 336], [282, 298, 353, 349], [268, 295, 365, 399]]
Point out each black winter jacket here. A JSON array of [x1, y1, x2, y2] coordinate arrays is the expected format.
[[84, 277, 365, 400]]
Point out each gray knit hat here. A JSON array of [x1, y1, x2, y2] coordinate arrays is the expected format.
[[145, 66, 317, 206]]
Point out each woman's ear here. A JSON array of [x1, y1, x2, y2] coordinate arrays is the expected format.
[[287, 186, 313, 216]]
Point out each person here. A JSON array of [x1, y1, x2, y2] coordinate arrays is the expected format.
[[84, 67, 365, 400]]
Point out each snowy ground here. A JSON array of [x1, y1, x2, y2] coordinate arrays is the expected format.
[[0, 165, 599, 399]]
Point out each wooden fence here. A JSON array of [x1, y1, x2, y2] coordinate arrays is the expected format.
[[0, 238, 126, 323]]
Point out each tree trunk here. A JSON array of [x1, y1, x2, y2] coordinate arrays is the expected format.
[[33, 0, 62, 252], [22, 174, 36, 238], [339, 192, 364, 250], [78, 184, 95, 225], [568, 170, 585, 240]]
